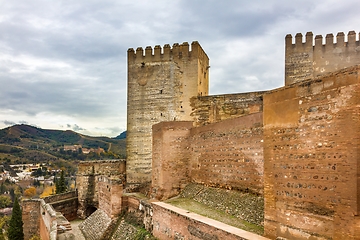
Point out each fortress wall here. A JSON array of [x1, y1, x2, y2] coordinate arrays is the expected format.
[[43, 191, 77, 204], [48, 196, 78, 221], [264, 65, 360, 239], [127, 42, 209, 187], [285, 31, 360, 85], [151, 121, 193, 200], [152, 202, 269, 240], [22, 200, 41, 240], [190, 112, 264, 194], [98, 176, 124, 218], [43, 191, 78, 221], [76, 160, 125, 219], [190, 92, 264, 127]]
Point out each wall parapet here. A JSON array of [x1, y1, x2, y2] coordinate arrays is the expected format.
[[128, 41, 208, 62], [23, 198, 74, 240], [286, 31, 360, 49], [152, 202, 270, 240], [43, 191, 77, 204], [191, 91, 265, 127]]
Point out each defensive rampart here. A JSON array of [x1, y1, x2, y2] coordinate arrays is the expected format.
[[22, 198, 74, 240], [43, 191, 78, 221], [190, 92, 264, 127], [76, 160, 126, 219], [264, 65, 360, 239], [151, 112, 264, 200]]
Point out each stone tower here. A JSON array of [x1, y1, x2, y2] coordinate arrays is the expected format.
[[285, 31, 360, 85], [127, 41, 209, 189]]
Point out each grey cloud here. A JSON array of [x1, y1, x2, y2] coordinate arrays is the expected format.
[[0, 0, 360, 136], [72, 124, 85, 131], [3, 120, 16, 126]]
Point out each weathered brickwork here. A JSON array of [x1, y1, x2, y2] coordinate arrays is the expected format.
[[285, 31, 360, 85], [151, 113, 264, 200], [152, 202, 270, 240], [127, 42, 209, 187], [190, 92, 264, 127], [151, 121, 193, 200], [190, 113, 264, 193], [22, 200, 41, 240], [98, 176, 124, 218], [79, 209, 112, 240], [44, 191, 78, 221], [264, 66, 360, 240], [76, 160, 125, 219], [23, 198, 74, 240]]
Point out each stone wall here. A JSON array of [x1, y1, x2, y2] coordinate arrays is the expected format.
[[264, 65, 360, 239], [22, 200, 41, 240], [98, 176, 124, 218], [127, 41, 209, 187], [190, 112, 264, 193], [151, 121, 193, 200], [152, 202, 269, 240], [190, 92, 264, 127], [151, 113, 264, 199], [79, 209, 112, 240], [122, 194, 154, 231], [285, 31, 360, 85], [76, 160, 125, 219], [23, 198, 74, 240], [44, 191, 78, 221]]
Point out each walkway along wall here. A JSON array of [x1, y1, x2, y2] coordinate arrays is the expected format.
[[263, 65, 360, 239]]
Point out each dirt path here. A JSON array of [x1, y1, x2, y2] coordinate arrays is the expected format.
[[70, 219, 86, 240]]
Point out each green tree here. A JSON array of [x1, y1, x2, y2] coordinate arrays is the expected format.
[[0, 195, 12, 208], [56, 170, 67, 194], [0, 183, 6, 194], [0, 215, 9, 240], [8, 197, 24, 240]]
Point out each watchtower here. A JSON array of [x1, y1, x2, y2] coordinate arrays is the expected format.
[[285, 31, 360, 85], [126, 41, 209, 189]]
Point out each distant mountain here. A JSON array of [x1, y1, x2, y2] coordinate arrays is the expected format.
[[113, 131, 126, 139], [0, 124, 126, 163]]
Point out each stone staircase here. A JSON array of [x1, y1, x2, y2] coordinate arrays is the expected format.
[[57, 222, 72, 233], [79, 209, 112, 240], [56, 212, 73, 234]]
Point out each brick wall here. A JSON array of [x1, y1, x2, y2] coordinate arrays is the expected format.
[[151, 113, 264, 199], [152, 202, 269, 240], [264, 65, 360, 239], [98, 176, 124, 218], [76, 160, 125, 219], [44, 191, 78, 221], [190, 113, 264, 193], [22, 200, 41, 240], [190, 92, 264, 127], [152, 121, 193, 200]]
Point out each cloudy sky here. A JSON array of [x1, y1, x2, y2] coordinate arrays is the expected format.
[[0, 0, 359, 137]]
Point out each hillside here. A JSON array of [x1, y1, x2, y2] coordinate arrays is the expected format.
[[0, 124, 126, 164]]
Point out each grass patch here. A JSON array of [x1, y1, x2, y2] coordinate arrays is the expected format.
[[166, 197, 264, 235]]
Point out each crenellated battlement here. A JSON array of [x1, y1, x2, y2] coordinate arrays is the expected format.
[[128, 41, 207, 62], [286, 31, 360, 51], [285, 30, 360, 85]]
